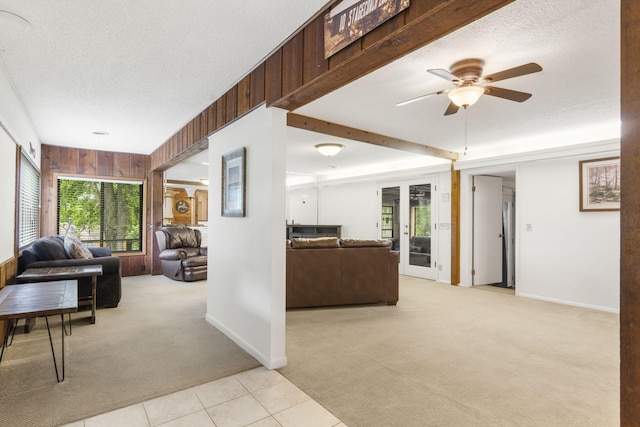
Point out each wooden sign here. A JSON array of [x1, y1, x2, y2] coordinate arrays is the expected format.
[[324, 0, 410, 59]]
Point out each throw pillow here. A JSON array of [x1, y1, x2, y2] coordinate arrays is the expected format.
[[64, 235, 94, 259]]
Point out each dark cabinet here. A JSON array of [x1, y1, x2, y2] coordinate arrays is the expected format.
[[287, 225, 341, 239]]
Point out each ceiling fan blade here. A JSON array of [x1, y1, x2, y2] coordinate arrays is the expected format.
[[444, 101, 460, 116], [481, 63, 542, 83], [484, 86, 532, 102], [396, 89, 448, 107], [428, 68, 460, 82]]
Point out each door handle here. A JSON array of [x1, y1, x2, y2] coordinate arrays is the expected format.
[[404, 232, 409, 235]]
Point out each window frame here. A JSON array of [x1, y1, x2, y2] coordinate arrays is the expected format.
[[18, 150, 41, 250], [55, 174, 147, 256]]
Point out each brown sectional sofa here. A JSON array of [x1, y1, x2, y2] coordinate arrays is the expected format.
[[286, 237, 399, 309]]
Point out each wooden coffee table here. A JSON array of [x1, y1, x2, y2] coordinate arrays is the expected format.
[[17, 265, 103, 324], [0, 280, 78, 382]]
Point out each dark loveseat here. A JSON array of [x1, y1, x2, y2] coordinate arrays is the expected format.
[[155, 226, 207, 282], [18, 235, 122, 308], [286, 237, 399, 309]]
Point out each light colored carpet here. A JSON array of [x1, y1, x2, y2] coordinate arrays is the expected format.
[[0, 275, 259, 427], [280, 276, 620, 427]]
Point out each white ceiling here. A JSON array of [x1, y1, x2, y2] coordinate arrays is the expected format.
[[0, 0, 620, 184], [0, 0, 330, 153]]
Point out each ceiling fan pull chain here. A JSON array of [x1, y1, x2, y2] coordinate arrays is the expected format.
[[464, 108, 468, 156]]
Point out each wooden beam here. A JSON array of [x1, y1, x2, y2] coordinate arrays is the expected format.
[[273, 0, 515, 111], [621, 0, 640, 422], [287, 113, 459, 161], [450, 164, 460, 286]]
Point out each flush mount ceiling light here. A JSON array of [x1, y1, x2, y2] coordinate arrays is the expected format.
[[315, 143, 344, 156], [447, 85, 485, 108]]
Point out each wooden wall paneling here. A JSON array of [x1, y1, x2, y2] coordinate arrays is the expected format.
[[360, 10, 405, 49], [226, 86, 238, 124], [207, 103, 217, 136], [216, 94, 227, 128], [60, 146, 79, 173], [114, 152, 131, 177], [39, 145, 152, 276], [131, 154, 147, 180], [273, 0, 514, 111], [0, 257, 17, 344], [41, 145, 59, 236], [404, 0, 448, 23], [96, 150, 114, 177], [178, 129, 185, 154], [303, 15, 329, 84], [187, 120, 195, 148], [150, 170, 164, 275], [237, 75, 252, 116], [265, 49, 283, 105], [193, 113, 202, 142], [78, 149, 97, 175], [250, 63, 266, 108], [327, 36, 362, 69], [282, 32, 305, 96], [186, 120, 195, 150], [621, 0, 640, 422], [42, 144, 60, 173]]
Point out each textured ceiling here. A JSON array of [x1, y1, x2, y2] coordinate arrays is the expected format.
[[0, 0, 330, 154], [0, 0, 621, 183], [295, 0, 620, 173]]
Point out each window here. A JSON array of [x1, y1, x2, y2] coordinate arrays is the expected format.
[[381, 206, 393, 238], [57, 177, 144, 253], [18, 153, 40, 249]]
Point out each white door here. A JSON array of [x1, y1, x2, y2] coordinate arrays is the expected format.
[[472, 175, 503, 285], [380, 178, 437, 280]]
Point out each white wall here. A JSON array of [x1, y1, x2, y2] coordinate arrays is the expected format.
[[318, 181, 378, 238], [300, 168, 453, 283], [286, 185, 318, 225], [0, 61, 41, 264], [457, 142, 620, 312], [516, 156, 620, 312], [0, 127, 16, 263], [0, 63, 40, 168], [207, 106, 287, 369]]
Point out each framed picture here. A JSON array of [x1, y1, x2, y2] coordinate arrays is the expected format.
[[579, 156, 620, 212], [221, 147, 246, 217]]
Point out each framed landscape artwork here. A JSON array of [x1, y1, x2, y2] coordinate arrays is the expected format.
[[579, 156, 620, 212], [221, 147, 246, 217]]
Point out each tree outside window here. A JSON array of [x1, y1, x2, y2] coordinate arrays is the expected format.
[[57, 178, 143, 252]]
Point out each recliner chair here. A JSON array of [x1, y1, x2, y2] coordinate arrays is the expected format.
[[155, 226, 207, 281]]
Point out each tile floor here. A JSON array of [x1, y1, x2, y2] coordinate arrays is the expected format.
[[61, 367, 345, 427]]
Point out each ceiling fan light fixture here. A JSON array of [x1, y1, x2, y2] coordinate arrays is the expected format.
[[448, 85, 485, 108], [315, 143, 344, 156]]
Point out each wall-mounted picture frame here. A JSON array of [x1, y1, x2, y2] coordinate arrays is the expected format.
[[221, 147, 246, 217], [579, 156, 620, 212]]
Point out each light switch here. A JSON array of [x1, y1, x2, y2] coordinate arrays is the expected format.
[[526, 224, 532, 232]]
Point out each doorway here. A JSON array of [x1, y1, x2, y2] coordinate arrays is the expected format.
[[380, 177, 437, 280], [472, 173, 516, 288]]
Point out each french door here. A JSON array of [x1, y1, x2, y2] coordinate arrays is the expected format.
[[380, 177, 437, 280]]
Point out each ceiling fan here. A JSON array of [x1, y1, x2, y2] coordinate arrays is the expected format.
[[396, 58, 542, 115]]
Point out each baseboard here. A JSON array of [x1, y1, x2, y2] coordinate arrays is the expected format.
[[517, 292, 619, 313], [205, 314, 287, 370]]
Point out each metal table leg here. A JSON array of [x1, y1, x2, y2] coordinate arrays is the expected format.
[[0, 319, 16, 363], [45, 315, 66, 382]]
